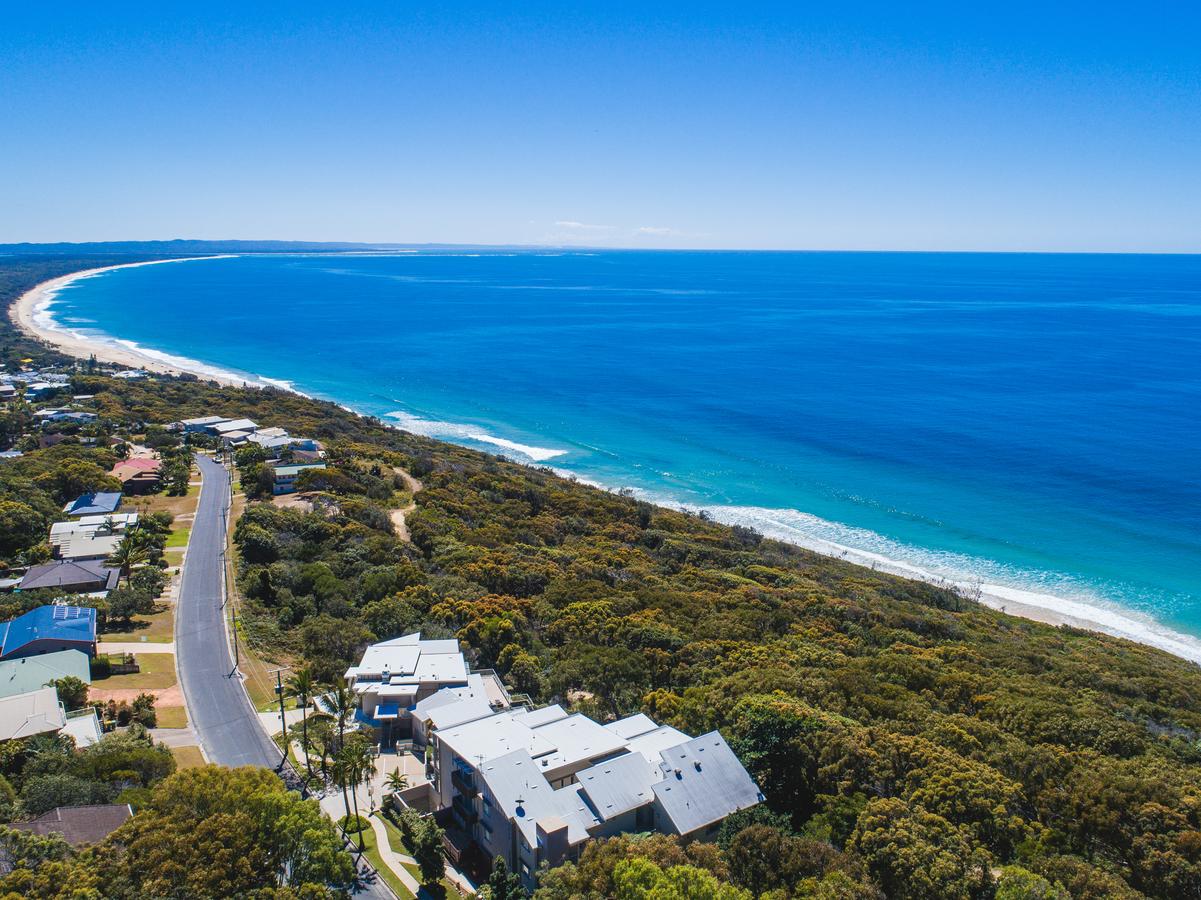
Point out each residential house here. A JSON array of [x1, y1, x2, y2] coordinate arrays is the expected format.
[[9, 804, 132, 846], [247, 428, 324, 458], [35, 409, 98, 427], [271, 462, 325, 495], [178, 415, 230, 433], [0, 649, 92, 701], [63, 492, 122, 517], [0, 686, 67, 741], [427, 705, 762, 890], [50, 513, 139, 560], [23, 382, 62, 399], [0, 605, 99, 660], [207, 418, 258, 438], [111, 369, 148, 379], [110, 458, 162, 494]]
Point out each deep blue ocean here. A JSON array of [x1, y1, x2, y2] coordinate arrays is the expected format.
[[41, 252, 1201, 657]]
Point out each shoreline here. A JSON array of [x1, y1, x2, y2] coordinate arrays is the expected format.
[[12, 261, 1201, 666], [10, 256, 256, 388]]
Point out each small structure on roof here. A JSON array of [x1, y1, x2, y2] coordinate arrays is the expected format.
[[63, 492, 122, 517], [9, 804, 131, 846], [0, 605, 98, 660]]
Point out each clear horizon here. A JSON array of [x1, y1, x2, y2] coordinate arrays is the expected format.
[[2, 3, 1200, 252]]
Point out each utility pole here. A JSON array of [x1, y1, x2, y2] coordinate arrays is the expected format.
[[271, 666, 291, 769]]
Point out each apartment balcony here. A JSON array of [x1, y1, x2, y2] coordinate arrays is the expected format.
[[451, 768, 478, 798], [452, 794, 478, 825]]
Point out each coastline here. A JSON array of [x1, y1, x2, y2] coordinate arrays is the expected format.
[[13, 261, 1201, 666], [10, 256, 253, 388]]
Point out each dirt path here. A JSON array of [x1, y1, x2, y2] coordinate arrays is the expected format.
[[390, 467, 424, 542]]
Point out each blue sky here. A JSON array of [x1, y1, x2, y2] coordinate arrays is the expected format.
[[1, 3, 1199, 250]]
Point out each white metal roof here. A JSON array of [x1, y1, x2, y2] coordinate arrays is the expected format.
[[651, 731, 764, 836], [480, 750, 601, 848]]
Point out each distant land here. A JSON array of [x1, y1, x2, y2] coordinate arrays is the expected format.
[[0, 239, 540, 256]]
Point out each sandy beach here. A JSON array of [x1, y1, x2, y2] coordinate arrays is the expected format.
[[9, 256, 252, 387]]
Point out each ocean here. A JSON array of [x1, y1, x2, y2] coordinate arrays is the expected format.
[[39, 251, 1201, 657]]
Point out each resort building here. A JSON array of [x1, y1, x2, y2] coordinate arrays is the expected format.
[[346, 633, 511, 747], [425, 704, 763, 890], [0, 605, 98, 660], [50, 513, 139, 560]]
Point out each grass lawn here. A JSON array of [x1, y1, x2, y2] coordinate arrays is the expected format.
[[359, 826, 416, 899], [377, 815, 412, 858], [156, 705, 188, 728], [93, 652, 177, 690], [101, 601, 175, 642], [136, 479, 200, 520], [170, 745, 206, 769], [378, 816, 458, 896], [165, 525, 191, 548]]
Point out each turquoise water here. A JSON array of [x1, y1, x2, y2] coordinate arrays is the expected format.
[[41, 252, 1201, 657]]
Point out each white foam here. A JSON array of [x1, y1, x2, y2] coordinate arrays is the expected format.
[[385, 410, 567, 462], [656, 499, 1201, 665]]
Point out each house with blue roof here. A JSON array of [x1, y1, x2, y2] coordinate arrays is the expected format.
[[0, 606, 97, 661], [63, 492, 122, 517]]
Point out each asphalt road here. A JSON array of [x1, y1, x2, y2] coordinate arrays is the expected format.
[[176, 453, 282, 767], [177, 454, 394, 898]]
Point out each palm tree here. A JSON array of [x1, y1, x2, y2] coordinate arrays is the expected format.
[[305, 714, 336, 780], [287, 666, 319, 778], [106, 531, 150, 585], [345, 736, 376, 852], [319, 684, 357, 749], [332, 746, 355, 846], [385, 768, 409, 796]]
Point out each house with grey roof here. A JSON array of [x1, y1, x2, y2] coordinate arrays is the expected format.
[[0, 649, 91, 700], [18, 561, 118, 597], [425, 700, 762, 889]]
